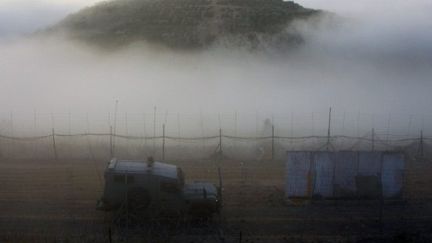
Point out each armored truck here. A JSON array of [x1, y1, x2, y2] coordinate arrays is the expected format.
[[97, 158, 221, 218]]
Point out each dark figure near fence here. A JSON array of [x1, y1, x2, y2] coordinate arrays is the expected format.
[[257, 118, 273, 160]]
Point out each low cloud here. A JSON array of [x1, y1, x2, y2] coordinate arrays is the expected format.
[[0, 0, 431, 136]]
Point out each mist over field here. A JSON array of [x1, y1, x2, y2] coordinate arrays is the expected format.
[[2, 4, 432, 243], [0, 0, 431, 136], [3, 3, 432, 243]]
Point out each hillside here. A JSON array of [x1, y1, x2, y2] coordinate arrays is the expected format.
[[51, 0, 320, 49]]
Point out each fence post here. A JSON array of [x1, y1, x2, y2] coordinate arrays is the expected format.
[[162, 124, 166, 161], [0, 134, 2, 158], [113, 100, 118, 156], [219, 128, 223, 157], [143, 113, 148, 149], [153, 106, 157, 153], [234, 111, 238, 151], [419, 130, 424, 157], [326, 107, 332, 151], [110, 126, 113, 158], [271, 125, 275, 161], [52, 128, 58, 160], [10, 111, 14, 137], [200, 111, 205, 152]]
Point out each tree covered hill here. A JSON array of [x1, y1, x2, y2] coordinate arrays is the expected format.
[[50, 0, 321, 49]]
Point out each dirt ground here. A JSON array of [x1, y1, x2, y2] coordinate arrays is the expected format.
[[0, 158, 431, 243]]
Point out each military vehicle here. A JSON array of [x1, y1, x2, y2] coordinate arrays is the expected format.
[[97, 158, 221, 218]]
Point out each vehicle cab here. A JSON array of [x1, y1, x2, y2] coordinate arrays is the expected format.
[[97, 158, 185, 215]]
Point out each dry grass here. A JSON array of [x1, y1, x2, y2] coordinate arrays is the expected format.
[[0, 157, 431, 242]]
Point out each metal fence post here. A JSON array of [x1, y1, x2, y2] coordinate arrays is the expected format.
[[162, 124, 166, 161], [109, 126, 113, 158], [271, 125, 275, 161], [326, 107, 332, 151], [0, 135, 2, 158], [219, 128, 223, 157], [419, 130, 424, 157], [52, 128, 58, 160]]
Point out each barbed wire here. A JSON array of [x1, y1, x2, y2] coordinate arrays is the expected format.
[[0, 134, 52, 141], [0, 132, 428, 143]]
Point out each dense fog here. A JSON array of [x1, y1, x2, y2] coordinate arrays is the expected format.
[[0, 0, 431, 137]]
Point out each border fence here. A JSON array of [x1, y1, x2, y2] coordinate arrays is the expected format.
[[0, 129, 429, 160], [0, 109, 430, 160], [0, 110, 432, 242]]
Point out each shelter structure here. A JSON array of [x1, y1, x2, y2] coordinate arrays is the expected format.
[[285, 151, 405, 199]]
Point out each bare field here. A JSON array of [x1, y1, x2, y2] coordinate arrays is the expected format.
[[0, 158, 432, 242]]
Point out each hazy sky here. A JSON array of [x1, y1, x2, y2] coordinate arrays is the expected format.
[[0, 0, 431, 135], [0, 0, 101, 37]]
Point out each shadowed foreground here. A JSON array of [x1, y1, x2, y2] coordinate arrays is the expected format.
[[0, 158, 431, 242]]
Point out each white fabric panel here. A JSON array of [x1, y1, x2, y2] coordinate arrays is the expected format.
[[286, 152, 311, 197], [286, 151, 405, 199], [334, 151, 358, 197], [382, 153, 405, 198], [358, 152, 381, 176], [313, 152, 334, 198]]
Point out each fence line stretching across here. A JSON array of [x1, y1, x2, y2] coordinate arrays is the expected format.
[[0, 129, 429, 161]]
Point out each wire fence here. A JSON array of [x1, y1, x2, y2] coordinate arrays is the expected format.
[[0, 109, 430, 160], [0, 113, 432, 242], [0, 129, 429, 160]]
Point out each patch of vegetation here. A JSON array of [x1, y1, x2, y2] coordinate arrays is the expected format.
[[49, 0, 320, 49]]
